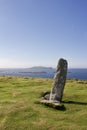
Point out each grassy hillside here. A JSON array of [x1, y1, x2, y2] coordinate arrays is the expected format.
[[0, 76, 87, 130]]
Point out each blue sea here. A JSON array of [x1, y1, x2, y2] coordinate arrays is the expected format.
[[0, 68, 87, 80]]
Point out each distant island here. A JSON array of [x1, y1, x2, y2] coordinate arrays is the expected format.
[[18, 66, 72, 74], [18, 66, 56, 74]]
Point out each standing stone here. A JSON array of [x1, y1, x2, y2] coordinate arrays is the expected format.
[[50, 58, 68, 103]]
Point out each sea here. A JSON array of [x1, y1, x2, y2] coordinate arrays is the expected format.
[[0, 68, 87, 80]]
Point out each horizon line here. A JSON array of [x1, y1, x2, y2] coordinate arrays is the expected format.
[[0, 67, 87, 69]]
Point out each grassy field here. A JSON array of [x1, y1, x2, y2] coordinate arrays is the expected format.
[[0, 76, 87, 130]]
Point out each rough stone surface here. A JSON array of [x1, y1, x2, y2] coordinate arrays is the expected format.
[[50, 58, 68, 102], [39, 99, 66, 110]]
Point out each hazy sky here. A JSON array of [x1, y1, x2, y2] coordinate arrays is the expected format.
[[0, 0, 87, 68]]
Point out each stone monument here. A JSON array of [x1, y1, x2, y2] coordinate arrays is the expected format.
[[40, 58, 68, 109], [49, 58, 68, 103]]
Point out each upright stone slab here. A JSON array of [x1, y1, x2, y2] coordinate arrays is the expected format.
[[50, 58, 68, 103]]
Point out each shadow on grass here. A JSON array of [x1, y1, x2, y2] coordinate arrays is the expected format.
[[62, 100, 87, 106], [53, 104, 66, 111]]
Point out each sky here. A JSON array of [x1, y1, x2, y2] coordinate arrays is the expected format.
[[0, 0, 87, 68]]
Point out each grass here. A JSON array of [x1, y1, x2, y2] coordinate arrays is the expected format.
[[0, 76, 87, 130]]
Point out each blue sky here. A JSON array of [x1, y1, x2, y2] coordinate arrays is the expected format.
[[0, 0, 87, 68]]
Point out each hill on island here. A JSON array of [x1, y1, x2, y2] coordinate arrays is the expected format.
[[20, 66, 56, 73]]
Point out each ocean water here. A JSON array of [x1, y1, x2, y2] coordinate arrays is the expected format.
[[0, 68, 87, 80], [67, 69, 87, 80]]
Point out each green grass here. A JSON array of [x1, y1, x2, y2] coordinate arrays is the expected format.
[[0, 76, 87, 130]]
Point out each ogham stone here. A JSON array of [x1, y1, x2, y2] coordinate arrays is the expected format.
[[39, 58, 68, 109], [50, 58, 68, 103]]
